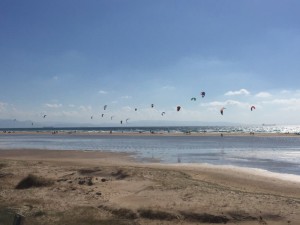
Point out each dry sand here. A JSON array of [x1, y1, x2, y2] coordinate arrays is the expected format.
[[0, 149, 299, 225]]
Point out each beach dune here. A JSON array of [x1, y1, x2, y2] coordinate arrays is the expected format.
[[0, 149, 299, 225]]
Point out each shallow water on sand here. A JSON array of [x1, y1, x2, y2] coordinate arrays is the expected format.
[[0, 134, 300, 176]]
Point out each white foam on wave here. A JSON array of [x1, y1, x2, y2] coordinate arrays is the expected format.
[[171, 163, 300, 183]]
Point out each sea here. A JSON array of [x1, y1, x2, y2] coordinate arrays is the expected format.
[[1, 125, 300, 176]]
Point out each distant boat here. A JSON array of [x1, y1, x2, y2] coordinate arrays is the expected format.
[[262, 124, 276, 126]]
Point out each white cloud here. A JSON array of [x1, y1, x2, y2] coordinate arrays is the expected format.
[[161, 85, 175, 90], [61, 110, 79, 117], [205, 100, 248, 108], [226, 100, 248, 107], [79, 105, 92, 112], [206, 101, 224, 107], [98, 90, 108, 94], [53, 76, 59, 81], [255, 92, 272, 98], [260, 98, 300, 112], [121, 95, 132, 99], [122, 106, 132, 111], [0, 102, 7, 112], [262, 98, 300, 105], [280, 90, 290, 94], [225, 89, 250, 96], [45, 103, 62, 108], [68, 104, 76, 108]]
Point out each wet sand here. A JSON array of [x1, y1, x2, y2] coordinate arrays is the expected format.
[[0, 149, 300, 225]]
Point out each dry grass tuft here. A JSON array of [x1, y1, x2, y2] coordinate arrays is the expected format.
[[111, 169, 129, 180], [138, 208, 178, 221], [15, 174, 54, 189], [56, 206, 137, 225], [77, 167, 102, 175], [0, 162, 6, 170], [98, 205, 138, 219], [180, 211, 229, 223]]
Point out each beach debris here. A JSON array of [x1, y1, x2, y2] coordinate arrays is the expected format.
[[177, 106, 181, 112], [111, 169, 129, 180], [56, 178, 68, 182], [78, 180, 85, 185], [201, 91, 206, 98], [161, 112, 166, 116], [13, 213, 25, 225], [135, 108, 138, 111], [43, 114, 47, 118], [151, 104, 154, 108], [101, 113, 104, 117], [251, 105, 256, 111], [104, 105, 107, 110], [126, 118, 130, 123], [90, 115, 93, 119], [220, 107, 226, 115], [191, 97, 196, 101], [77, 177, 94, 186]]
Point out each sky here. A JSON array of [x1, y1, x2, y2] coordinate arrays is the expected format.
[[1, 0, 300, 126]]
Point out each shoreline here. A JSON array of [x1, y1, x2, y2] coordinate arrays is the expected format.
[[1, 148, 300, 184], [1, 148, 300, 178], [1, 149, 300, 186], [1, 130, 300, 137], [1, 149, 300, 224]]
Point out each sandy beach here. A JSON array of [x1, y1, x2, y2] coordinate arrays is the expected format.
[[0, 149, 299, 225]]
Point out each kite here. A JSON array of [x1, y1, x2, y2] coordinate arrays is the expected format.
[[220, 107, 226, 115]]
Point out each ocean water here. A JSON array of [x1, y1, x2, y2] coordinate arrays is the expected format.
[[0, 126, 300, 176], [2, 124, 300, 134]]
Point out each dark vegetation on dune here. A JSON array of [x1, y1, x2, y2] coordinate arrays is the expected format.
[[15, 174, 54, 189], [0, 162, 6, 169]]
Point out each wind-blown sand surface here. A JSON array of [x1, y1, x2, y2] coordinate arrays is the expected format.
[[0, 149, 299, 225]]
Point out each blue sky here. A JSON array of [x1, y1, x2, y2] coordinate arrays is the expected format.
[[1, 0, 300, 125]]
